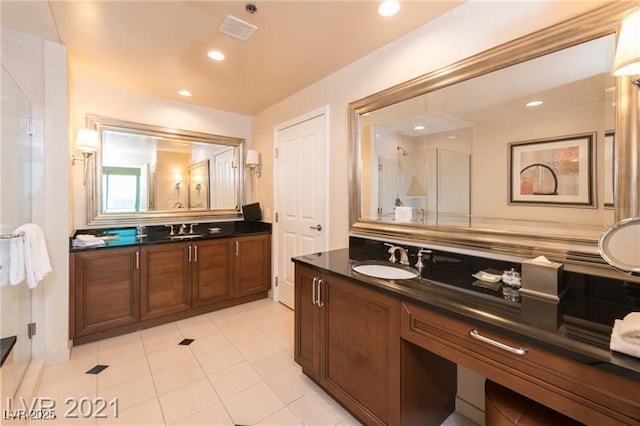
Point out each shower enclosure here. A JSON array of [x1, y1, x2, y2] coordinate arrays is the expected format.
[[1, 65, 34, 397]]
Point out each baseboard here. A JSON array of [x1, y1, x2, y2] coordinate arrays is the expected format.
[[456, 396, 484, 426]]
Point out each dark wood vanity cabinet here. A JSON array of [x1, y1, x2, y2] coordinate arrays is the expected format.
[[71, 233, 271, 344], [294, 264, 401, 425], [140, 242, 192, 320], [191, 238, 233, 307], [72, 247, 140, 337], [232, 234, 271, 298]]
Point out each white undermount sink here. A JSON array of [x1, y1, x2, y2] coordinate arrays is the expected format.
[[351, 261, 419, 280]]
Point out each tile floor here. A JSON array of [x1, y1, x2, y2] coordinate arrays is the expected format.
[[26, 298, 476, 425]]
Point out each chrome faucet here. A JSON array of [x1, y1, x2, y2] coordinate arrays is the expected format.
[[415, 248, 433, 271], [178, 224, 186, 235], [165, 224, 176, 236], [385, 243, 409, 265]]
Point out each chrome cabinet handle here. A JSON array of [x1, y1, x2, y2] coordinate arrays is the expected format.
[[188, 245, 192, 262], [312, 277, 318, 306], [235, 240, 239, 256], [194, 245, 198, 262], [309, 224, 322, 231], [469, 329, 528, 356], [135, 251, 139, 270], [317, 279, 325, 307]]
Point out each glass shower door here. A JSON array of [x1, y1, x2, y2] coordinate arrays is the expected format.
[[0, 65, 33, 397]]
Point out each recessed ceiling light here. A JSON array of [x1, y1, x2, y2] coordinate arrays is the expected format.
[[413, 125, 426, 130], [378, 0, 400, 17], [178, 90, 192, 97], [207, 50, 225, 61], [526, 100, 544, 107]]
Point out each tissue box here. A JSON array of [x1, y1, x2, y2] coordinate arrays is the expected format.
[[521, 258, 564, 300], [521, 292, 562, 330], [395, 206, 412, 223]]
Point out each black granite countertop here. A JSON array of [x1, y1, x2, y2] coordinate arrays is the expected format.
[[1, 336, 17, 368], [292, 245, 640, 383], [69, 221, 271, 252]]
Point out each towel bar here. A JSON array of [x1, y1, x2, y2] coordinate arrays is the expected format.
[[0, 231, 24, 240]]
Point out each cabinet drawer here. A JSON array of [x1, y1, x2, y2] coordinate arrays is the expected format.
[[401, 302, 639, 426]]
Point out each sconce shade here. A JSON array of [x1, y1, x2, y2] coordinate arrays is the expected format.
[[612, 8, 640, 76], [75, 129, 100, 152], [246, 149, 260, 166]]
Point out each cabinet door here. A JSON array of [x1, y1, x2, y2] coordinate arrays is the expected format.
[[232, 234, 271, 298], [192, 239, 232, 308], [73, 247, 139, 337], [294, 264, 321, 381], [321, 276, 401, 426], [141, 243, 192, 320]]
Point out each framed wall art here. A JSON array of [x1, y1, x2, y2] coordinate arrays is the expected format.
[[508, 133, 595, 207]]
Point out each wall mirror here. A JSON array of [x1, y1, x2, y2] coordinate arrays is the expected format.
[[86, 115, 245, 225], [349, 3, 632, 265]]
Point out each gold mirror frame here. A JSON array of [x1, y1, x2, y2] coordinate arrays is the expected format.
[[349, 2, 633, 274], [86, 114, 246, 225]]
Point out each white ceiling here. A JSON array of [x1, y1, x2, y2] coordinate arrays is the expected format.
[[1, 1, 461, 115]]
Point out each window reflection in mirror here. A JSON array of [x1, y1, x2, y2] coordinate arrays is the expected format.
[[86, 115, 245, 225], [357, 34, 616, 238]]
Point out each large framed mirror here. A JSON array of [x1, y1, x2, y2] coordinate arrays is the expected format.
[[349, 2, 633, 267], [86, 115, 245, 225]]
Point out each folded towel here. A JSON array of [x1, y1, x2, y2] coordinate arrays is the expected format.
[[617, 312, 640, 339], [8, 232, 25, 285], [73, 234, 105, 248], [610, 319, 640, 358], [15, 224, 52, 289]]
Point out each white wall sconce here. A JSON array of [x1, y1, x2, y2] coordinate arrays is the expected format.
[[613, 7, 640, 87], [73, 128, 100, 185], [246, 149, 262, 177]]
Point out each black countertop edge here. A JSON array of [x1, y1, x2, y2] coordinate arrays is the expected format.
[[69, 221, 271, 252], [292, 248, 640, 383], [1, 336, 17, 368]]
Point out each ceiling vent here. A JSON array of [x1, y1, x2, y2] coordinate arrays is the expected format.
[[219, 15, 257, 42]]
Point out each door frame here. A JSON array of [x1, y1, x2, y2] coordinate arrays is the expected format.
[[272, 105, 330, 304]]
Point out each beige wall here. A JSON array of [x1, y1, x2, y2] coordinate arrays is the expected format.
[[70, 81, 254, 228], [252, 1, 609, 250]]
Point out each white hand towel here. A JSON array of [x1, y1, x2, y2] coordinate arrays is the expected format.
[[0, 240, 9, 286], [610, 319, 640, 358], [15, 223, 52, 289], [617, 312, 640, 340], [9, 234, 25, 285], [73, 234, 105, 248]]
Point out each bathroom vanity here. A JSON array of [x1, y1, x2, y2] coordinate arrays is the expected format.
[[293, 243, 640, 426], [69, 221, 271, 344]]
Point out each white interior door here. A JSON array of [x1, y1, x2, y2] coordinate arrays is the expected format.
[[275, 107, 328, 309]]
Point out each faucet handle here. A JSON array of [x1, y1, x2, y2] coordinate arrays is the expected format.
[[189, 224, 196, 234], [416, 248, 432, 268], [384, 243, 397, 263], [165, 224, 176, 236], [179, 224, 187, 234]]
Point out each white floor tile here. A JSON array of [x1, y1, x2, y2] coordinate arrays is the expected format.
[[152, 358, 205, 395], [256, 407, 303, 425], [222, 382, 285, 425], [196, 345, 244, 375], [98, 374, 157, 412], [157, 378, 218, 424], [174, 402, 233, 425], [208, 361, 262, 400], [288, 393, 343, 426]]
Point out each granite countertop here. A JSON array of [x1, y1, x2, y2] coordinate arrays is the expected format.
[[69, 221, 271, 252], [0, 336, 17, 368], [292, 246, 640, 383]]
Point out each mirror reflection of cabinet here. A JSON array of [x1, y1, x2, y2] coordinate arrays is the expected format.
[[86, 115, 245, 225], [349, 3, 632, 264]]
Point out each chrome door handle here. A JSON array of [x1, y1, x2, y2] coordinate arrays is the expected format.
[[309, 224, 322, 231], [312, 277, 318, 306], [188, 245, 192, 262], [469, 329, 528, 356], [317, 279, 325, 307], [135, 251, 139, 270], [235, 240, 239, 256], [194, 245, 198, 262]]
